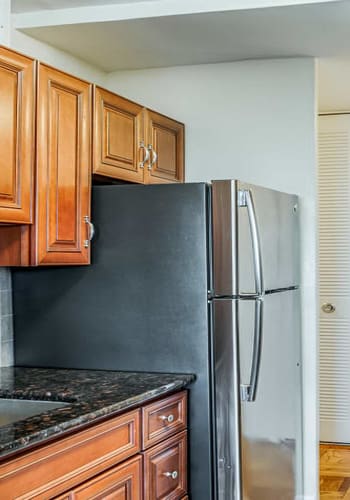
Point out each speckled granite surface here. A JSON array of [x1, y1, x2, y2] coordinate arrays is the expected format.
[[0, 367, 195, 460]]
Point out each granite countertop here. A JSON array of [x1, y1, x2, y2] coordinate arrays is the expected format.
[[0, 367, 195, 460]]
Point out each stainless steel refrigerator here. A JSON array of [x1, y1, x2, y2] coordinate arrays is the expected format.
[[13, 180, 302, 500]]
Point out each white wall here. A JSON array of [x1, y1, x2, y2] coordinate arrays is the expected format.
[[0, 0, 10, 44], [318, 58, 350, 113], [105, 58, 318, 499], [10, 27, 106, 85]]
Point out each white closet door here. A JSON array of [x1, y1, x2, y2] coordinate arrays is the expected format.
[[319, 114, 350, 443]]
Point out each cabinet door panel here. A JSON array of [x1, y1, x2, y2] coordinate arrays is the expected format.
[[66, 456, 142, 500], [142, 391, 187, 449], [93, 87, 144, 183], [145, 110, 184, 184], [36, 64, 91, 265], [0, 47, 35, 224], [143, 431, 187, 500]]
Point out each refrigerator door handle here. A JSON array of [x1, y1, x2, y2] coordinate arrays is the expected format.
[[238, 189, 264, 297], [241, 298, 264, 402]]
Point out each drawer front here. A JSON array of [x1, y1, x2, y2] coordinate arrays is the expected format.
[[143, 430, 187, 500], [0, 410, 140, 500], [142, 391, 187, 449], [58, 455, 142, 500]]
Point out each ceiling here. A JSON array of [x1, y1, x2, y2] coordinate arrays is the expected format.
[[11, 0, 155, 13], [12, 1, 350, 72]]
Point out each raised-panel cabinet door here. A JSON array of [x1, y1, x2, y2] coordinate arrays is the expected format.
[[93, 87, 145, 183], [145, 110, 184, 184], [36, 64, 92, 265], [57, 456, 142, 500], [0, 47, 35, 224], [143, 431, 187, 500]]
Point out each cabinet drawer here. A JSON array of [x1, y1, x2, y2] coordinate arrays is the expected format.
[[56, 455, 142, 500], [0, 410, 140, 499], [142, 391, 187, 449], [143, 430, 187, 500]]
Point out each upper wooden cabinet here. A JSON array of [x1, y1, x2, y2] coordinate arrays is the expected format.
[[34, 64, 92, 265], [0, 47, 35, 224], [93, 87, 184, 185], [0, 47, 185, 267], [93, 86, 144, 183], [144, 109, 184, 185]]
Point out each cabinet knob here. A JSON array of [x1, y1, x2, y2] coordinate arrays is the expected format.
[[163, 470, 178, 480], [159, 414, 174, 423]]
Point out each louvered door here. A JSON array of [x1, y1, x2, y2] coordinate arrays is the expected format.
[[319, 114, 350, 442]]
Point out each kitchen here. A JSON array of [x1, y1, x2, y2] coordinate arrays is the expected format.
[[0, 0, 328, 498]]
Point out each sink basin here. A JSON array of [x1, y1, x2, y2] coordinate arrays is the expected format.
[[0, 398, 70, 426]]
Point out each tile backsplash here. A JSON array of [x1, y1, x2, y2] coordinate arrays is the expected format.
[[0, 268, 13, 366]]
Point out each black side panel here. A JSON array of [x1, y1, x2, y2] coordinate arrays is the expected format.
[[13, 183, 212, 500]]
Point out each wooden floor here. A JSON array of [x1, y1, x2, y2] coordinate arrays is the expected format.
[[320, 444, 350, 498]]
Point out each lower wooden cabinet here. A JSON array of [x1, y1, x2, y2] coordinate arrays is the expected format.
[[0, 410, 140, 499], [143, 431, 188, 500], [0, 391, 188, 500], [56, 455, 142, 500]]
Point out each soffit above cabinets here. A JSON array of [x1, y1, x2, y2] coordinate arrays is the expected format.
[[11, 0, 156, 13], [11, 0, 350, 72]]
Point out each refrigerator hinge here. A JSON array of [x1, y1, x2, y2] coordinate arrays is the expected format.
[[237, 189, 248, 207], [240, 384, 250, 401]]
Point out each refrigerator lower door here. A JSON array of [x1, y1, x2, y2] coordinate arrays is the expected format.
[[213, 299, 242, 500], [239, 290, 302, 500]]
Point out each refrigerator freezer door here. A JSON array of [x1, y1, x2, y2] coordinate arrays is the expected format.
[[211, 180, 299, 297], [237, 181, 299, 294], [213, 299, 242, 500], [238, 290, 302, 500], [212, 180, 238, 297]]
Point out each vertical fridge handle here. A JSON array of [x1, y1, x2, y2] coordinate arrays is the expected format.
[[241, 299, 264, 402], [238, 189, 264, 297]]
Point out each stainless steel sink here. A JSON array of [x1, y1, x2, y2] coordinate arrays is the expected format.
[[0, 398, 70, 426]]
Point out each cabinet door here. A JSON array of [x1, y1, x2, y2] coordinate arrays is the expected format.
[[0, 47, 35, 224], [60, 456, 142, 500], [36, 64, 92, 265], [93, 87, 145, 183], [145, 110, 184, 184], [143, 431, 187, 500]]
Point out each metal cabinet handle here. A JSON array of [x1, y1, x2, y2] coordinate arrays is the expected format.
[[241, 298, 264, 402], [163, 471, 178, 479], [238, 189, 264, 297], [139, 141, 150, 169], [84, 216, 95, 248], [159, 414, 174, 423], [148, 144, 157, 170], [322, 303, 336, 313]]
